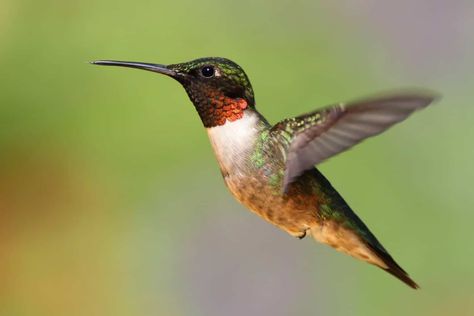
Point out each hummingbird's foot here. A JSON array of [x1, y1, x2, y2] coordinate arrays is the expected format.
[[297, 229, 309, 239]]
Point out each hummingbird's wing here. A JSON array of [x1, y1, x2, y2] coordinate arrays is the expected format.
[[271, 92, 438, 192]]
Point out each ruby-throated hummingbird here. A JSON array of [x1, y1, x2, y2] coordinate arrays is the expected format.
[[92, 57, 437, 289]]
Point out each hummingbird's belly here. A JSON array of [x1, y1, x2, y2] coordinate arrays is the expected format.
[[206, 111, 320, 236], [223, 173, 320, 237]]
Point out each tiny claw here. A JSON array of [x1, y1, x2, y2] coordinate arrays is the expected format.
[[298, 230, 307, 239]]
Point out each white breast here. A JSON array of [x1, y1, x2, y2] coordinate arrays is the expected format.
[[206, 111, 260, 175]]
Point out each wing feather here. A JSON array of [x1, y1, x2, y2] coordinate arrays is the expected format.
[[272, 92, 439, 192]]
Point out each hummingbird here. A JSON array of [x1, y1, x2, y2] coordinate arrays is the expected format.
[[92, 57, 437, 289]]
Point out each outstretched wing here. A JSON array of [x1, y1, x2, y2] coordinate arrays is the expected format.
[[271, 92, 438, 192]]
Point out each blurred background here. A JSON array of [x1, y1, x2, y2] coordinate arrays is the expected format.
[[1, 0, 473, 315]]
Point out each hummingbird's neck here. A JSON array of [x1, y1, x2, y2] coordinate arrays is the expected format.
[[206, 109, 269, 177], [185, 86, 255, 127]]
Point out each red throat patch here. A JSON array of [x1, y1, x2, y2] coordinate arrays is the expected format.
[[202, 94, 248, 127]]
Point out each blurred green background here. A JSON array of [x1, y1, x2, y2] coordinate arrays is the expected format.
[[1, 0, 473, 315]]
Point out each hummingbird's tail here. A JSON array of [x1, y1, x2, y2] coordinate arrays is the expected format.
[[309, 169, 419, 289], [372, 247, 420, 289], [309, 222, 419, 289]]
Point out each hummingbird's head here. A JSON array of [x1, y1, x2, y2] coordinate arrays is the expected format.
[[92, 57, 255, 127]]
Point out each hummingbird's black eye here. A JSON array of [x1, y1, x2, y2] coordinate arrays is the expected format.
[[201, 65, 215, 78]]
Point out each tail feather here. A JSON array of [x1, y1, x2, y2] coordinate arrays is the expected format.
[[366, 243, 419, 289], [310, 169, 419, 289], [310, 223, 419, 289]]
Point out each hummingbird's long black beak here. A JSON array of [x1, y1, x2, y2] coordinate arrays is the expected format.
[[91, 60, 176, 77]]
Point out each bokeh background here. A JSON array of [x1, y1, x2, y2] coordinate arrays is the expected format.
[[1, 0, 473, 315]]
